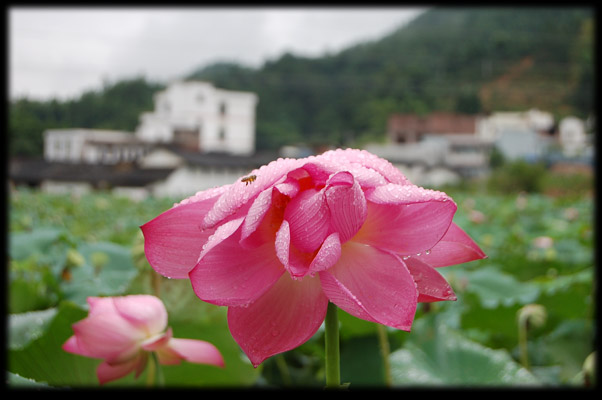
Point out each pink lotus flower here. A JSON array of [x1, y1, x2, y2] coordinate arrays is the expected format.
[[62, 295, 224, 384], [141, 149, 485, 367]]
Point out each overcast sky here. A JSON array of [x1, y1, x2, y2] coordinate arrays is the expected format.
[[9, 7, 427, 101]]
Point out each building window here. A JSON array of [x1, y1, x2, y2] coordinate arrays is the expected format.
[[218, 128, 226, 142], [219, 102, 227, 116]]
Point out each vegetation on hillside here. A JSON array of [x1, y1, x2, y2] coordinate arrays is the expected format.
[[8, 7, 594, 157]]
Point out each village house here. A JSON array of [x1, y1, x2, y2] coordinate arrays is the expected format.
[[134, 144, 276, 198], [43, 129, 152, 164], [368, 112, 493, 187], [558, 116, 588, 157], [387, 112, 480, 144], [10, 81, 268, 199], [369, 108, 591, 187], [476, 109, 556, 161], [136, 80, 258, 155]]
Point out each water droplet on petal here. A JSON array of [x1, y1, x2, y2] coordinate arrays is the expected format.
[[425, 249, 431, 255]]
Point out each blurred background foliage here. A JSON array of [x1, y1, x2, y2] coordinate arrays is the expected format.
[[7, 159, 594, 387]]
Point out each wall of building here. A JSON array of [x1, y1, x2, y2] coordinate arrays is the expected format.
[[44, 129, 143, 164], [149, 165, 248, 198], [136, 81, 258, 155], [559, 117, 587, 157]]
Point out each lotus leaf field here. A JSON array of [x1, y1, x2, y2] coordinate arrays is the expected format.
[[7, 181, 595, 388]]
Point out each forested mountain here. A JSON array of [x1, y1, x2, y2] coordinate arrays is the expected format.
[[9, 7, 594, 157]]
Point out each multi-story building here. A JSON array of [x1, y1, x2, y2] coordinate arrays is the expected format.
[[136, 80, 258, 155]]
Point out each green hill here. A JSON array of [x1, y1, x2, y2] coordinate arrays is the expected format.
[[188, 7, 594, 149], [9, 7, 594, 157]]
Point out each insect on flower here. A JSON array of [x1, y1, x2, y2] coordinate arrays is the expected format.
[[241, 174, 257, 185]]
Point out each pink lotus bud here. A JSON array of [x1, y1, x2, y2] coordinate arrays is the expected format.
[[63, 295, 224, 384]]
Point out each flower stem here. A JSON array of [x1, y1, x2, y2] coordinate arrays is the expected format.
[[325, 302, 341, 388], [376, 324, 392, 387], [518, 318, 529, 369], [517, 304, 546, 370], [147, 352, 165, 387], [151, 270, 161, 297]]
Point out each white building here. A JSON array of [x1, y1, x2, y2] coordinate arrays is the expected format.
[[365, 133, 492, 188], [43, 129, 150, 164], [493, 129, 546, 161], [136, 80, 258, 155], [136, 146, 276, 198], [559, 116, 587, 157], [476, 109, 555, 143], [476, 109, 555, 161], [27, 81, 267, 199]]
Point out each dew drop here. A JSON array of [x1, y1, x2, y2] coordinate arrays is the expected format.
[[402, 255, 410, 260], [425, 249, 431, 255], [416, 252, 421, 257]]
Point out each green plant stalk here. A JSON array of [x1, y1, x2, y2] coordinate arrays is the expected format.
[[276, 353, 292, 386], [151, 270, 161, 298], [377, 324, 392, 387], [325, 302, 341, 388], [518, 318, 529, 369], [146, 352, 165, 387]]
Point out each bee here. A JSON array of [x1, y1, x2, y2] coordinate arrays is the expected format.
[[241, 174, 257, 185]]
